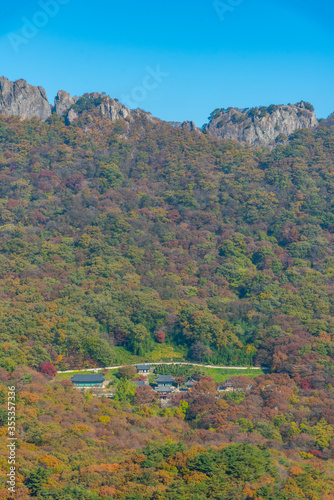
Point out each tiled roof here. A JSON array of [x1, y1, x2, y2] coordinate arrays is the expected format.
[[70, 374, 106, 382], [155, 375, 174, 382], [136, 364, 151, 370], [185, 379, 196, 387], [155, 386, 174, 392]]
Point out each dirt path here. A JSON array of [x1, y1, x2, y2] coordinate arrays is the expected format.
[[58, 362, 266, 374]]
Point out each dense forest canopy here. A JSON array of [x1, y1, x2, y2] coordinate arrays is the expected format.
[[0, 110, 334, 374], [1, 109, 334, 499]]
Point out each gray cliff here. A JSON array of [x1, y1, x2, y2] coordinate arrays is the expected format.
[[0, 77, 131, 124], [203, 102, 318, 147], [54, 90, 77, 117], [0, 76, 51, 120], [56, 91, 132, 124]]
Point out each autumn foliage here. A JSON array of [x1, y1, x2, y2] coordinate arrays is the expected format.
[[0, 108, 333, 498], [38, 362, 57, 378]]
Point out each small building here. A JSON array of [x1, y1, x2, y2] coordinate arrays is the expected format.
[[136, 364, 151, 374], [70, 374, 106, 388], [185, 378, 197, 388], [154, 385, 174, 399], [154, 375, 174, 387], [217, 379, 234, 392], [134, 380, 147, 387]]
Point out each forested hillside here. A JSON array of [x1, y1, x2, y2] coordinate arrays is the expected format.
[[1, 108, 334, 499], [0, 108, 334, 375], [1, 365, 334, 499]]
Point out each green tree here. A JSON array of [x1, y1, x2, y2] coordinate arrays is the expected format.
[[222, 443, 271, 482], [114, 378, 136, 404]]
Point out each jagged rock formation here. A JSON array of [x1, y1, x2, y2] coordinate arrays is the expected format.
[[95, 93, 131, 121], [54, 90, 77, 117], [0, 77, 321, 149], [170, 120, 202, 133], [0, 77, 131, 125], [203, 102, 318, 148], [0, 76, 51, 120], [181, 120, 202, 133], [60, 92, 131, 124]]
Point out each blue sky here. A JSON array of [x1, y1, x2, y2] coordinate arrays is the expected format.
[[0, 0, 333, 126]]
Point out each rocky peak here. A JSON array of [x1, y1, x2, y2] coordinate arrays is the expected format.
[[203, 102, 318, 148], [61, 92, 132, 124], [170, 120, 202, 133], [0, 77, 321, 150], [0, 77, 132, 125], [0, 76, 51, 120], [54, 90, 77, 117]]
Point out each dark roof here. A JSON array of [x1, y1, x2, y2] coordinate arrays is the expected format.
[[155, 386, 174, 393], [70, 374, 106, 383], [185, 379, 196, 387], [155, 375, 174, 383], [135, 380, 146, 387], [136, 364, 151, 370], [184, 378, 198, 387]]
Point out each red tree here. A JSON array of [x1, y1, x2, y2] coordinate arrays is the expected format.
[[38, 362, 57, 378], [155, 330, 166, 343]]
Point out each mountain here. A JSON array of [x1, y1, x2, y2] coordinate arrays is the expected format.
[[0, 99, 333, 373], [0, 76, 131, 124], [203, 102, 318, 148], [0, 76, 319, 148], [0, 77, 334, 499]]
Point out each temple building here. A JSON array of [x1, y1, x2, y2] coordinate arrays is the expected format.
[[70, 374, 106, 388]]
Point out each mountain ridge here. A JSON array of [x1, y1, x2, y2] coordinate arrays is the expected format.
[[0, 75, 321, 148]]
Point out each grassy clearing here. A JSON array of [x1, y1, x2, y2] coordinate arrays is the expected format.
[[200, 367, 264, 383], [113, 345, 188, 365]]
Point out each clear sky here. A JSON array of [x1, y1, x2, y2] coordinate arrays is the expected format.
[[0, 0, 333, 126]]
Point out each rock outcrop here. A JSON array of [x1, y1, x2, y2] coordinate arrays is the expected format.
[[54, 90, 77, 117], [96, 94, 131, 121], [57, 92, 132, 124], [170, 120, 202, 134], [0, 77, 320, 150], [0, 77, 131, 125], [181, 120, 202, 133], [0, 77, 51, 120], [203, 102, 318, 148]]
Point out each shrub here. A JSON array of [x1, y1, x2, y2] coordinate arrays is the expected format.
[[38, 362, 57, 378]]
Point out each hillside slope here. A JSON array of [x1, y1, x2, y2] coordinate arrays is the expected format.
[[0, 109, 333, 375], [0, 91, 334, 500]]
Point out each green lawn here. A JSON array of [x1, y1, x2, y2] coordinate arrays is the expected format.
[[200, 367, 264, 383]]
